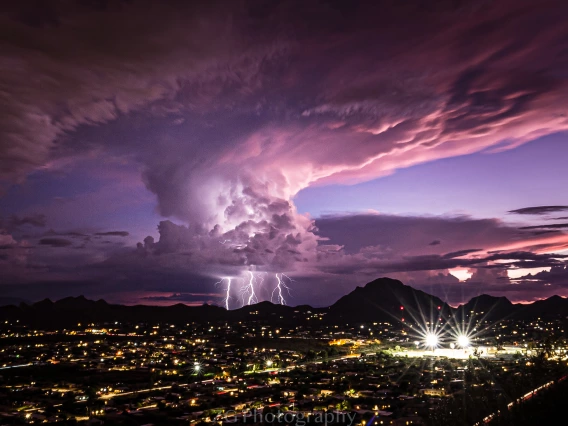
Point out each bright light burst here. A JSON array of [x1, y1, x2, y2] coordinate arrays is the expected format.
[[457, 334, 470, 348], [425, 333, 439, 348]]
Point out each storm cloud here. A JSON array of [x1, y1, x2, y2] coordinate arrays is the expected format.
[[2, 0, 568, 305], [94, 231, 129, 237], [509, 206, 568, 215], [39, 237, 73, 248]]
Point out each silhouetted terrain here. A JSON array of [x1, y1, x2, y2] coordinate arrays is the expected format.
[[1, 278, 567, 328]]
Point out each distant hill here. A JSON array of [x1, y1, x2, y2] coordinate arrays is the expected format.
[[327, 277, 453, 324], [0, 296, 317, 328], [0, 278, 567, 328], [228, 300, 322, 322], [513, 295, 568, 320], [0, 296, 30, 307], [455, 294, 516, 322]]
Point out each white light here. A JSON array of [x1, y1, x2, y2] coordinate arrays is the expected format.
[[457, 335, 470, 348], [266, 360, 273, 367], [425, 333, 438, 348], [194, 362, 201, 372]]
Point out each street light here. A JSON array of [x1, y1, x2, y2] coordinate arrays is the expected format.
[[266, 360, 273, 368], [457, 335, 470, 348], [194, 362, 201, 373], [425, 333, 438, 349]]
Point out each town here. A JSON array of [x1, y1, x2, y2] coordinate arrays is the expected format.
[[1, 299, 567, 426]]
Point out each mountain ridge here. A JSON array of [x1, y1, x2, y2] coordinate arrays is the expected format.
[[1, 277, 567, 327]]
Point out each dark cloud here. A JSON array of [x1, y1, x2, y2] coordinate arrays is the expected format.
[[442, 249, 483, 259], [141, 293, 223, 303], [0, 0, 257, 182], [63, 232, 89, 237], [519, 223, 568, 230], [312, 214, 568, 299], [8, 214, 47, 228], [38, 237, 73, 247], [315, 214, 523, 256], [530, 230, 561, 236], [508, 206, 568, 215], [520, 265, 568, 285], [486, 251, 568, 262], [94, 231, 129, 237], [0, 214, 47, 233], [429, 240, 441, 246]]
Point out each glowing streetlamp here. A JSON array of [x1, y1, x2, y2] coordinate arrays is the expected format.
[[266, 359, 273, 368], [425, 333, 438, 349], [457, 335, 470, 348], [194, 362, 201, 373]]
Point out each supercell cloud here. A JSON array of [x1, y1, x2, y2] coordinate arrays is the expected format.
[[1, 0, 568, 305]]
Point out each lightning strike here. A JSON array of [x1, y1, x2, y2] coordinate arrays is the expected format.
[[215, 277, 233, 310], [272, 273, 292, 305], [219, 271, 293, 309], [224, 277, 232, 310], [240, 271, 259, 306]]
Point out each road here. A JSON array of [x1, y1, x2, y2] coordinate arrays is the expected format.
[[475, 377, 566, 425]]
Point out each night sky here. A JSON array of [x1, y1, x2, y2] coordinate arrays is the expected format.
[[2, 0, 568, 307]]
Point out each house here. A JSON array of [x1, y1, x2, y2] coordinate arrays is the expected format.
[[420, 388, 446, 397]]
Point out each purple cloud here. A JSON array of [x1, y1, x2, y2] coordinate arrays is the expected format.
[[1, 1, 568, 305], [509, 206, 568, 215]]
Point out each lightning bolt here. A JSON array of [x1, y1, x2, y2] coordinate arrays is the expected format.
[[272, 273, 292, 305], [215, 277, 233, 310], [240, 271, 259, 306], [224, 277, 232, 310]]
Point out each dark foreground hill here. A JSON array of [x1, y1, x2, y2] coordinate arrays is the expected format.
[[327, 277, 454, 323], [0, 277, 567, 328]]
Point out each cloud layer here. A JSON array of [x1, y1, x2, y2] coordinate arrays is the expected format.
[[2, 1, 568, 305]]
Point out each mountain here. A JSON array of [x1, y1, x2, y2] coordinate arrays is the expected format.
[[2, 296, 228, 328], [514, 295, 568, 320], [327, 277, 454, 324], [0, 279, 567, 328], [51, 295, 108, 310], [0, 296, 30, 307], [455, 294, 516, 322]]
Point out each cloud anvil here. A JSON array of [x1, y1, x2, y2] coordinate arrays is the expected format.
[[1, 0, 568, 307]]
